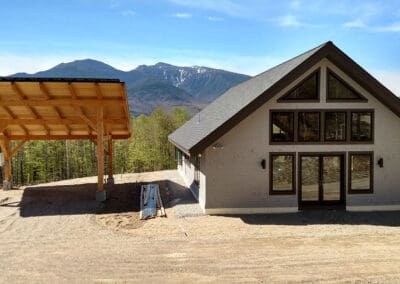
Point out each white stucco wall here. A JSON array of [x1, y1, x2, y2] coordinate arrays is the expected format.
[[199, 58, 400, 213], [178, 154, 207, 210]]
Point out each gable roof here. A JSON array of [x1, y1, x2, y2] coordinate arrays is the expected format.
[[169, 41, 400, 155]]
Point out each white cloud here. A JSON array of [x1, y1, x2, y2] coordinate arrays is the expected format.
[[343, 20, 400, 32], [271, 14, 302, 27], [169, 0, 249, 17], [343, 19, 366, 28], [171, 12, 192, 19], [207, 16, 224, 22], [373, 22, 400, 32]]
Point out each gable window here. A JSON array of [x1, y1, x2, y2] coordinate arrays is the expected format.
[[327, 70, 367, 101], [278, 70, 319, 101], [298, 112, 320, 142], [270, 153, 295, 194], [349, 152, 373, 193], [271, 112, 294, 142], [324, 112, 346, 141], [351, 111, 373, 142]]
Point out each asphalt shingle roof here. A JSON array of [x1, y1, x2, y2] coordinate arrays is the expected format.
[[169, 41, 400, 154]]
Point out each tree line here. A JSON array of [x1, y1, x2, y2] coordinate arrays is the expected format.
[[7, 107, 190, 186]]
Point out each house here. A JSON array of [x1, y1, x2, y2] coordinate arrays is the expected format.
[[168, 41, 400, 214]]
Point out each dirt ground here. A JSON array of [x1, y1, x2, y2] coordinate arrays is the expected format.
[[1, 170, 400, 283]]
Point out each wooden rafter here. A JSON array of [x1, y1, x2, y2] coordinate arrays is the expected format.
[[95, 83, 103, 100], [68, 82, 97, 133], [11, 82, 50, 135], [1, 106, 28, 135], [40, 82, 71, 135], [0, 79, 131, 195]]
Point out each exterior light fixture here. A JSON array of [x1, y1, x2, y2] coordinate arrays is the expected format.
[[378, 158, 384, 168], [212, 143, 224, 149], [261, 159, 266, 169]]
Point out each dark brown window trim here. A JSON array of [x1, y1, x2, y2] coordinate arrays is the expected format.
[[297, 152, 346, 207], [277, 68, 321, 103], [270, 111, 295, 143], [269, 109, 374, 145], [269, 152, 296, 195], [326, 68, 368, 102], [350, 110, 374, 143], [348, 151, 374, 194]]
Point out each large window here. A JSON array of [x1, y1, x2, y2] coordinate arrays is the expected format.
[[278, 70, 319, 101], [351, 111, 373, 142], [298, 112, 320, 142], [349, 152, 373, 193], [271, 112, 294, 142], [327, 70, 366, 101], [325, 112, 346, 141], [270, 153, 295, 194], [270, 110, 373, 144]]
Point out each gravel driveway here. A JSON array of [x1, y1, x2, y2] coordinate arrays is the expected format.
[[1, 170, 400, 283]]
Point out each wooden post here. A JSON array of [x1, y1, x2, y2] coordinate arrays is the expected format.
[[107, 135, 114, 184], [0, 138, 12, 190], [96, 107, 106, 201]]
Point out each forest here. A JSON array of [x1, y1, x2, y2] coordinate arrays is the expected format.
[[7, 107, 190, 186]]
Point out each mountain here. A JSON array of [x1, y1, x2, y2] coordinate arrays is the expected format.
[[134, 62, 250, 102], [9, 59, 251, 115]]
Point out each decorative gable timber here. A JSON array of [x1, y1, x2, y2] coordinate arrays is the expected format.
[[169, 41, 400, 155]]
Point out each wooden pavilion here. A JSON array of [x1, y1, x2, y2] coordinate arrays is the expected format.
[[0, 77, 131, 201]]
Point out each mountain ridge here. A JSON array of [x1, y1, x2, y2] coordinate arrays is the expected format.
[[8, 59, 252, 115]]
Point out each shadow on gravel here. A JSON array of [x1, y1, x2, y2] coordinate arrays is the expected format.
[[18, 179, 192, 218], [224, 210, 400, 227]]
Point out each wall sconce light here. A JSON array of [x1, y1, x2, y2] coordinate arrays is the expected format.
[[212, 143, 224, 150], [261, 159, 266, 170], [378, 158, 384, 168]]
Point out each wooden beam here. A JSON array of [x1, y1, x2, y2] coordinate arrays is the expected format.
[[40, 82, 71, 134], [0, 98, 123, 107], [0, 124, 7, 134], [120, 84, 132, 135], [9, 140, 27, 158], [90, 138, 110, 155], [0, 118, 127, 125], [107, 135, 113, 180], [0, 134, 130, 140], [95, 83, 103, 100], [11, 82, 50, 135], [39, 82, 51, 100], [1, 105, 29, 135], [0, 138, 12, 188], [97, 106, 104, 193], [74, 108, 97, 131]]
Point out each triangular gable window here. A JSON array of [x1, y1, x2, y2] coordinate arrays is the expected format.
[[278, 70, 319, 101], [327, 70, 367, 101]]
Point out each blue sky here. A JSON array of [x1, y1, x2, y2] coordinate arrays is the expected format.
[[1, 0, 400, 94]]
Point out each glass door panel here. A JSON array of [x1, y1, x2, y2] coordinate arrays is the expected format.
[[301, 156, 319, 201], [322, 156, 341, 201]]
